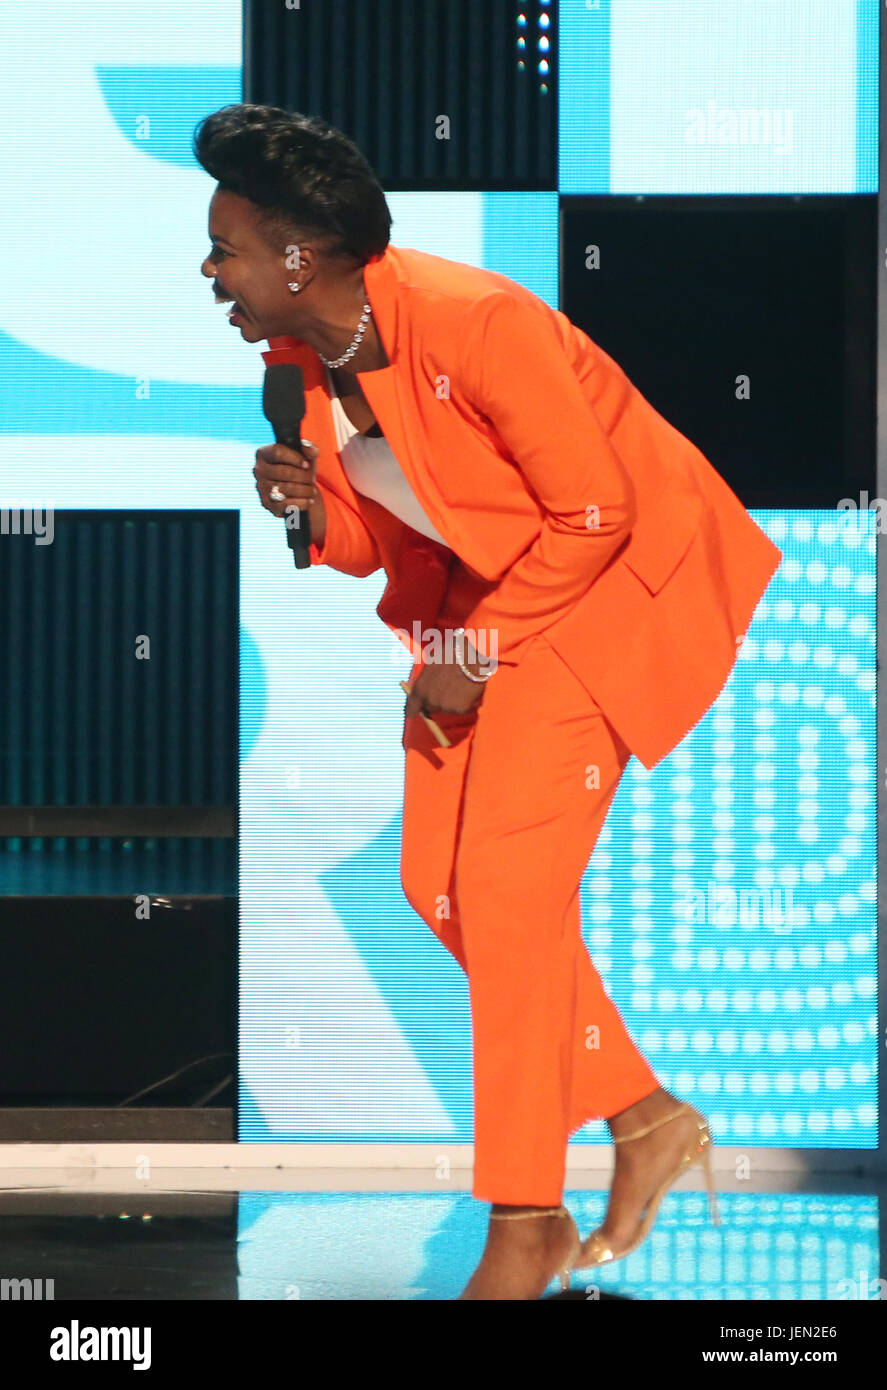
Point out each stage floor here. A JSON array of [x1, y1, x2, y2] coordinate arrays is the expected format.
[[0, 1172, 882, 1301]]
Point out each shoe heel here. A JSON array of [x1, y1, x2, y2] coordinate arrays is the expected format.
[[697, 1129, 722, 1227]]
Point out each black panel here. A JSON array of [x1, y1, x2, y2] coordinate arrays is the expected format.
[[560, 196, 876, 508], [0, 512, 239, 811], [244, 0, 557, 189], [0, 896, 236, 1108], [0, 1197, 238, 1300]]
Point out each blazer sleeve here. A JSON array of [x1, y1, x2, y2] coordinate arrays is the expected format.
[[455, 290, 637, 665], [308, 481, 383, 578]]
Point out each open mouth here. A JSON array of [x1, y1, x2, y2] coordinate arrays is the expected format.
[[213, 287, 245, 320]]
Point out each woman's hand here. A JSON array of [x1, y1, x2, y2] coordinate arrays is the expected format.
[[404, 648, 492, 718], [254, 440, 326, 547]]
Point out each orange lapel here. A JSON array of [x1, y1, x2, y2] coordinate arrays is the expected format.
[[262, 248, 462, 554]]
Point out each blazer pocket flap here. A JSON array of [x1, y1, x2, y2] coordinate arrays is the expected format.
[[619, 488, 703, 595]]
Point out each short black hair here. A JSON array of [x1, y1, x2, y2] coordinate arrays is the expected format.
[[193, 104, 392, 264]]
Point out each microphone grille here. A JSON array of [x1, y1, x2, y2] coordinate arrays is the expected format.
[[262, 363, 305, 433]]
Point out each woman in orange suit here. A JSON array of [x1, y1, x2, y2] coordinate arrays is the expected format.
[[196, 105, 782, 1300]]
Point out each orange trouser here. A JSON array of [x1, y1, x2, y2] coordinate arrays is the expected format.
[[400, 626, 660, 1206]]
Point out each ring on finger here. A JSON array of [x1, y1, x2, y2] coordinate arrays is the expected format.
[[269, 485, 285, 502]]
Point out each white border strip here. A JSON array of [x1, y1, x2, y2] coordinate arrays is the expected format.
[[0, 1143, 881, 1186]]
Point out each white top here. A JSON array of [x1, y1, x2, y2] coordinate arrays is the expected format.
[[325, 365, 450, 547]]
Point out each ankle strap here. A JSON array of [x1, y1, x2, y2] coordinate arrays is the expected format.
[[612, 1102, 693, 1144], [489, 1203, 568, 1220]]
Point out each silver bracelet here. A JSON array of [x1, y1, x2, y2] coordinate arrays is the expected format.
[[452, 627, 496, 683]]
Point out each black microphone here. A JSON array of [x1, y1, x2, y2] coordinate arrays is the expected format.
[[262, 363, 311, 569]]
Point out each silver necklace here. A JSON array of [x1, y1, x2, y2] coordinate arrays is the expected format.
[[319, 301, 373, 369]]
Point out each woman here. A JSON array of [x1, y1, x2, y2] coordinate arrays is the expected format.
[[195, 104, 781, 1300]]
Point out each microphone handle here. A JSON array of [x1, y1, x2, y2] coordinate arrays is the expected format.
[[278, 431, 312, 569]]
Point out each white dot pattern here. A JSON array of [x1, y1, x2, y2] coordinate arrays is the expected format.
[[580, 511, 876, 1145]]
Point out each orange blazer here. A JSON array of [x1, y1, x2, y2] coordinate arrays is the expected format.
[[262, 244, 782, 770]]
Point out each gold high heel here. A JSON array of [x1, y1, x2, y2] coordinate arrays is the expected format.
[[574, 1102, 722, 1270], [488, 1204, 583, 1292]]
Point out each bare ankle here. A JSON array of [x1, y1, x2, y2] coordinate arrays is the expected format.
[[607, 1087, 677, 1136]]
